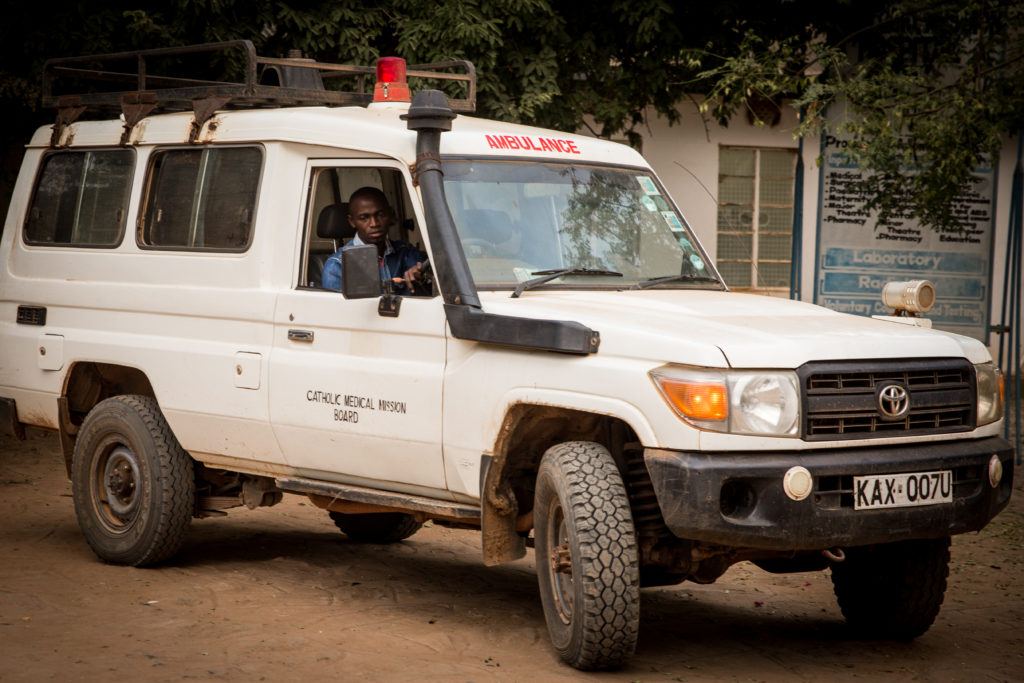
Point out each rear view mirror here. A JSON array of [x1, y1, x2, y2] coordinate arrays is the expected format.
[[341, 245, 382, 299]]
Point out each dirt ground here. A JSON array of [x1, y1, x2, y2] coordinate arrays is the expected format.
[[1, 430, 1022, 682]]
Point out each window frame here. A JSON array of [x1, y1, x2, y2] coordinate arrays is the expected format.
[[439, 156, 722, 292], [716, 145, 797, 292], [136, 144, 265, 253], [298, 160, 426, 292], [21, 147, 137, 249]]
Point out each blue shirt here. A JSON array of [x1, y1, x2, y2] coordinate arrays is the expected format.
[[322, 235, 426, 294]]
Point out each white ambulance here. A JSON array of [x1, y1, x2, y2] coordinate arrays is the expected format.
[[0, 41, 1013, 670]]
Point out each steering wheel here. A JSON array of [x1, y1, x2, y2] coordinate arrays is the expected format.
[[461, 238, 498, 258], [413, 261, 435, 296]]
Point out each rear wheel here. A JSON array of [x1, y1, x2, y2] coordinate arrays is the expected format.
[[830, 537, 950, 639], [71, 395, 194, 566], [534, 441, 640, 670], [328, 511, 422, 543]]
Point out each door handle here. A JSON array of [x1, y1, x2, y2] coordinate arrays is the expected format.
[[287, 329, 314, 343]]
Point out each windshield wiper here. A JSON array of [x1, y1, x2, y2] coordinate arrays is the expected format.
[[512, 268, 623, 298], [631, 273, 722, 290]]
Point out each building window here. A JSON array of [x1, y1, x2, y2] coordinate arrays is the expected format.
[[716, 146, 796, 290]]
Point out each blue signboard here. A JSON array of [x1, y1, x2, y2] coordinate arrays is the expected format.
[[813, 131, 996, 342]]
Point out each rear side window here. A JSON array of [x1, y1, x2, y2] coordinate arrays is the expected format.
[[24, 149, 134, 247], [139, 146, 261, 251]]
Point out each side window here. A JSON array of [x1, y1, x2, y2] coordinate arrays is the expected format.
[[302, 167, 425, 290], [139, 147, 261, 251], [24, 149, 134, 247]]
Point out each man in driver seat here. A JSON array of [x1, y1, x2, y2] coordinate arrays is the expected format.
[[322, 186, 428, 294]]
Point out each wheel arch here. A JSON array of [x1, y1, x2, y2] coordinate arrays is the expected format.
[[57, 361, 157, 477], [480, 396, 653, 566]]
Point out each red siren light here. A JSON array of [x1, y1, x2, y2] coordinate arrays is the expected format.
[[373, 57, 411, 103]]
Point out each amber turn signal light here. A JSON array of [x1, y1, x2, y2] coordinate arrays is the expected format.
[[657, 379, 728, 421]]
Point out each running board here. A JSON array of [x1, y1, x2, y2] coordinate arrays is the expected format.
[[276, 476, 481, 521]]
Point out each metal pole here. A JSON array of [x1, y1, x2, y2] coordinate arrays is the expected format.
[[789, 107, 806, 301], [1010, 131, 1024, 463], [998, 171, 1014, 373]]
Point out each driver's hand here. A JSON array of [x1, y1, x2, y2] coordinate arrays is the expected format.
[[402, 261, 426, 289]]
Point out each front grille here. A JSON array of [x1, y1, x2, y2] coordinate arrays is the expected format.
[[799, 358, 975, 441]]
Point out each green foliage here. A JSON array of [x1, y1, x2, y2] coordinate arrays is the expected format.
[[1, 0, 1022, 231], [691, 0, 1024, 230]]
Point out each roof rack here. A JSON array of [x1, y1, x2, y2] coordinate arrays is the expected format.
[[42, 40, 476, 146]]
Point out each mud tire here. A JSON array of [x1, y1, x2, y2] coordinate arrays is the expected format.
[[71, 395, 194, 566], [328, 512, 422, 543], [830, 536, 951, 639], [534, 441, 640, 670]]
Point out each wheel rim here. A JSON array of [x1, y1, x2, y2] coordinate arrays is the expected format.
[[92, 442, 143, 533], [544, 502, 575, 625]]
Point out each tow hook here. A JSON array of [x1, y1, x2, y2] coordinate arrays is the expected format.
[[822, 547, 846, 563]]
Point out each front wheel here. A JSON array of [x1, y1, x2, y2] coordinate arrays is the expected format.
[[830, 536, 951, 639], [71, 395, 195, 566], [534, 441, 640, 670]]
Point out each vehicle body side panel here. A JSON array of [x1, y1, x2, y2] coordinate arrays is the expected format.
[[0, 144, 286, 463]]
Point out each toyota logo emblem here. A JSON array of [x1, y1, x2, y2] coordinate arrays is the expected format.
[[877, 383, 910, 420]]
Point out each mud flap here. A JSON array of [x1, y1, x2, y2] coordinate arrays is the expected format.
[[480, 454, 527, 566], [0, 397, 26, 440]]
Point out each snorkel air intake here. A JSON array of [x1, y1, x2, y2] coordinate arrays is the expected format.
[[403, 90, 481, 309], [403, 90, 600, 355]]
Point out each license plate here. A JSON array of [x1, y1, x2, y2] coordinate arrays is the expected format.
[[853, 470, 952, 510]]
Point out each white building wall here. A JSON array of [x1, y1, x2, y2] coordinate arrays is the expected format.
[[635, 100, 811, 273]]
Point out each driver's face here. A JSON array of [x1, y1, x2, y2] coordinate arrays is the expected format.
[[348, 196, 394, 245]]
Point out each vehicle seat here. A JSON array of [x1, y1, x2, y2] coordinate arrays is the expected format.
[[308, 203, 353, 287]]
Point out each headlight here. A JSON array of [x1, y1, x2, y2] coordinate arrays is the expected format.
[[975, 362, 1004, 426], [650, 365, 800, 436], [728, 373, 800, 436]]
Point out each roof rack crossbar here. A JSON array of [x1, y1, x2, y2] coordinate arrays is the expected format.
[[43, 40, 258, 102], [256, 56, 375, 77], [407, 60, 477, 112], [50, 66, 233, 90], [50, 86, 373, 110]]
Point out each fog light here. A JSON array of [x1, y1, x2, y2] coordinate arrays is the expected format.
[[783, 466, 813, 501], [989, 455, 1003, 488], [720, 480, 756, 518]]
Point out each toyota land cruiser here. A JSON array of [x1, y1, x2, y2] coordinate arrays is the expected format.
[[0, 41, 1013, 670]]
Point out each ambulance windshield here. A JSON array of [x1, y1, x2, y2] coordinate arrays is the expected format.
[[442, 160, 721, 290]]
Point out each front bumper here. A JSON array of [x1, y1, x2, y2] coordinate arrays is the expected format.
[[644, 436, 1013, 550]]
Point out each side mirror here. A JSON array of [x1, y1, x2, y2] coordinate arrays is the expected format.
[[340, 245, 382, 299]]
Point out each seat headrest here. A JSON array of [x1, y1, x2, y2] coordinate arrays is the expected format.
[[460, 209, 514, 244], [316, 203, 354, 240]]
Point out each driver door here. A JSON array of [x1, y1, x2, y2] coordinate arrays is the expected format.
[[268, 159, 448, 494]]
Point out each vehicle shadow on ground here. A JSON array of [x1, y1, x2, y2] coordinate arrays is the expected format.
[[169, 521, 925, 670], [175, 521, 542, 602], [8, 507, 960, 676]]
